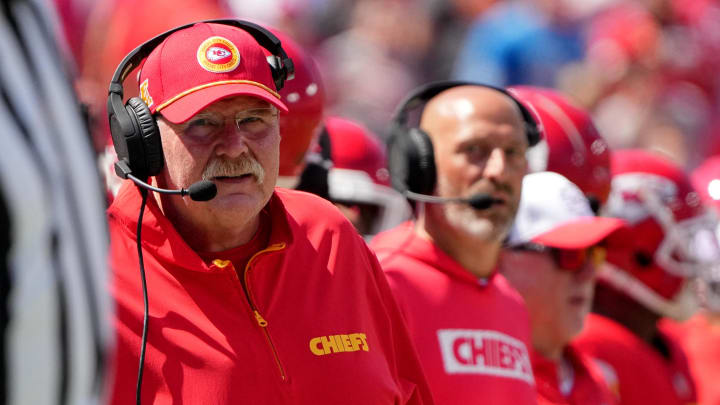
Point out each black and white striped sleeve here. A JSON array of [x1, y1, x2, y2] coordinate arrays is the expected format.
[[0, 0, 111, 404]]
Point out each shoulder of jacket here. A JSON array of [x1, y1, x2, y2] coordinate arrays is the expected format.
[[274, 188, 355, 232]]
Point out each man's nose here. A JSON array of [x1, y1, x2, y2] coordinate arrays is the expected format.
[[483, 148, 508, 181], [214, 124, 249, 159]]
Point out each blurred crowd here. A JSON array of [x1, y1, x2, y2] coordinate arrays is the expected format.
[[57, 0, 720, 169]]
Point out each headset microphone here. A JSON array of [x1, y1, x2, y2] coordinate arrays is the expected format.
[[405, 191, 498, 210], [126, 174, 217, 202]]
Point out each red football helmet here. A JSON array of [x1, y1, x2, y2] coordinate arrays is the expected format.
[[509, 86, 611, 210], [599, 149, 720, 320], [265, 28, 326, 187], [325, 116, 411, 237]]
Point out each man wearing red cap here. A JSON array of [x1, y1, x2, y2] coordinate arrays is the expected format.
[[500, 172, 623, 405], [107, 22, 434, 405]]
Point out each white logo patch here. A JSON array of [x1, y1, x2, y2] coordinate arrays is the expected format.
[[196, 36, 241, 73], [206, 47, 231, 62], [437, 329, 534, 384]]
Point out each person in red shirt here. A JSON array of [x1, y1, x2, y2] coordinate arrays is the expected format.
[[662, 155, 720, 405], [371, 81, 542, 404], [106, 21, 434, 405], [574, 149, 720, 405], [500, 171, 623, 405]]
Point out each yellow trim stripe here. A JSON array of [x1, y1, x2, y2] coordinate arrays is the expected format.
[[155, 80, 281, 112]]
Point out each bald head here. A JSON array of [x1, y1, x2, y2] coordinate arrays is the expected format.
[[419, 85, 526, 142]]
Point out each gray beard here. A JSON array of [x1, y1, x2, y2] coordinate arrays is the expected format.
[[443, 202, 512, 242]]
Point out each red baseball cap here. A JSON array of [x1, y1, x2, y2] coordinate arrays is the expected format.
[[507, 172, 625, 250], [137, 22, 288, 124]]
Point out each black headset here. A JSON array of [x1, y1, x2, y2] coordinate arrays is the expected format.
[[386, 80, 541, 197], [107, 19, 295, 181]]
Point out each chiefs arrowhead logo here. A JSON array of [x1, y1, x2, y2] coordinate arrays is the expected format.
[[206, 47, 232, 62], [197, 36, 240, 73]]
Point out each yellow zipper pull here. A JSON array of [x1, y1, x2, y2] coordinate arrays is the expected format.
[[254, 310, 268, 327]]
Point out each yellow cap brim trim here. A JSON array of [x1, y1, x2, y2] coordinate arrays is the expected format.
[[155, 80, 281, 112]]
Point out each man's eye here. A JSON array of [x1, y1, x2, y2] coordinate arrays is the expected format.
[[463, 144, 485, 156], [236, 116, 262, 126], [184, 118, 219, 138], [235, 114, 274, 136], [187, 118, 213, 128]]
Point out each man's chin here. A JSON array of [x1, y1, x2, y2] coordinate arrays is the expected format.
[[446, 205, 512, 241], [201, 190, 266, 212]]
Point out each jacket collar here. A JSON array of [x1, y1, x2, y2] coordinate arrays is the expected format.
[[108, 181, 293, 272]]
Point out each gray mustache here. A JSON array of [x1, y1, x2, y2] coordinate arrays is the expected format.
[[202, 154, 265, 184]]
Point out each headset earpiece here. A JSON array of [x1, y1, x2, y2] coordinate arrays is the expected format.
[[126, 97, 163, 177], [387, 125, 436, 196]]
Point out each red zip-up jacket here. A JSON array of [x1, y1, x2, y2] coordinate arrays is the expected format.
[[107, 183, 435, 405], [532, 345, 617, 405], [370, 222, 537, 405]]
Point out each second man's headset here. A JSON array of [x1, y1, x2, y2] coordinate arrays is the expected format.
[[107, 19, 295, 183], [386, 80, 541, 208]]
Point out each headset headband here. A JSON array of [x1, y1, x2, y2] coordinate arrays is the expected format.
[[391, 80, 541, 146], [108, 18, 294, 98]]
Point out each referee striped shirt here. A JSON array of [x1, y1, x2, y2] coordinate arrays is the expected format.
[[0, 0, 110, 404]]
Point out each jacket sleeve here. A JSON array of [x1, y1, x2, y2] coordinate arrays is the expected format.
[[362, 242, 436, 405]]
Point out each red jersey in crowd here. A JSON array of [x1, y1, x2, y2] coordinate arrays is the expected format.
[[662, 314, 720, 405], [370, 221, 537, 405], [532, 345, 617, 405], [575, 313, 696, 405], [107, 184, 434, 405]]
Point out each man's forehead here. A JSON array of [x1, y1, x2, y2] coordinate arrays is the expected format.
[[426, 87, 521, 121], [420, 88, 525, 138], [196, 95, 273, 115]]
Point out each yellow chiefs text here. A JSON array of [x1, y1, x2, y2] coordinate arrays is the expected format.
[[309, 333, 369, 356]]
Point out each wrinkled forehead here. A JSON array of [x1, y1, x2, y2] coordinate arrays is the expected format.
[[194, 95, 275, 116]]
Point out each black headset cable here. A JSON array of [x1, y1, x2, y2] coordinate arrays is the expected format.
[[135, 188, 150, 405]]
